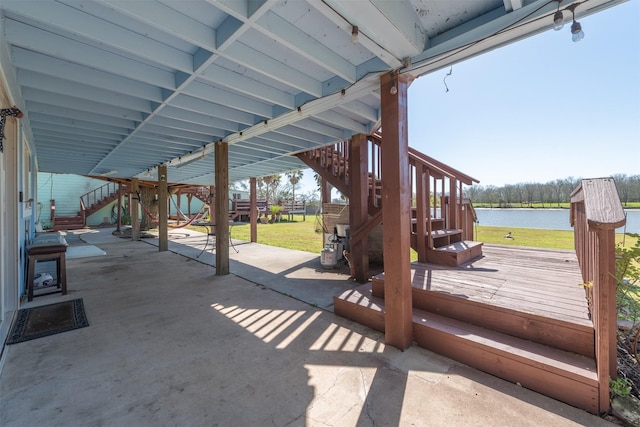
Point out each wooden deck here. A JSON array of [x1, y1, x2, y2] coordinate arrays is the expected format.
[[403, 244, 591, 327], [334, 244, 600, 413]]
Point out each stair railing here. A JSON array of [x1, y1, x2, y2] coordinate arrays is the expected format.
[[80, 181, 120, 211], [570, 178, 626, 413]]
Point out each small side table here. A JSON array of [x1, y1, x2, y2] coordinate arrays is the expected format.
[[27, 233, 68, 301]]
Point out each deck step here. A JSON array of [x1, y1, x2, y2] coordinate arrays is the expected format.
[[371, 269, 594, 357], [426, 240, 483, 266], [412, 307, 598, 413], [334, 284, 598, 413]]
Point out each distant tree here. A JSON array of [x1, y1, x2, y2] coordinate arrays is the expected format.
[[550, 179, 564, 207], [464, 185, 480, 202], [523, 183, 536, 207], [285, 170, 304, 202], [484, 185, 499, 208], [514, 183, 525, 207], [258, 174, 282, 204]]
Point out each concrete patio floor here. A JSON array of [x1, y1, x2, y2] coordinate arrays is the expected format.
[[1, 228, 613, 426]]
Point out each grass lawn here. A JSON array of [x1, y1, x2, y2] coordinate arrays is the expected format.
[[191, 213, 639, 254]]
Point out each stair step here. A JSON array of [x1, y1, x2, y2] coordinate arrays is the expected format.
[[372, 266, 594, 357], [426, 240, 482, 266], [412, 308, 598, 413], [334, 285, 599, 413]]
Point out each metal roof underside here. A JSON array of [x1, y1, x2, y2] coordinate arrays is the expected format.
[[0, 0, 626, 184]]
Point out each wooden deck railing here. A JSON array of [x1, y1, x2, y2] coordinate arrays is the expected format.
[[80, 181, 120, 213], [570, 178, 626, 413]]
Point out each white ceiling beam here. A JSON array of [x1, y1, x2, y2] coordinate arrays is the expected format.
[[256, 11, 357, 83], [258, 132, 316, 150], [23, 88, 144, 122], [4, 19, 175, 89], [503, 0, 524, 13], [32, 129, 119, 146], [170, 94, 255, 126], [30, 122, 126, 141], [18, 70, 153, 113], [158, 106, 239, 133], [198, 64, 294, 110], [135, 128, 212, 146], [11, 48, 164, 103], [339, 100, 379, 123], [184, 80, 273, 118], [306, 0, 403, 69], [28, 113, 131, 137], [148, 115, 231, 136], [237, 138, 304, 155], [3, 1, 193, 73], [313, 110, 368, 135], [25, 102, 138, 129], [95, 0, 216, 51], [274, 125, 329, 145], [322, 0, 425, 59], [222, 43, 323, 97], [32, 134, 117, 150], [291, 119, 344, 140]]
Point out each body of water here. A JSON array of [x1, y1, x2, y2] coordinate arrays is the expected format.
[[475, 208, 640, 234]]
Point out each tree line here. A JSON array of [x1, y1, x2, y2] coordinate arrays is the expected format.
[[464, 174, 640, 207]]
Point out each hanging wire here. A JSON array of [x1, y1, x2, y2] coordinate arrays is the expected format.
[[443, 66, 453, 92]]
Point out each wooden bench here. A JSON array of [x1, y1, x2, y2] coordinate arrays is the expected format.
[[231, 199, 268, 221], [280, 199, 306, 221]]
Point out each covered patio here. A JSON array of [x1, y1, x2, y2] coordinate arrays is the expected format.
[[0, 0, 629, 419], [0, 230, 611, 426]]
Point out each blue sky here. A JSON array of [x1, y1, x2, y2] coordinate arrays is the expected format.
[[297, 0, 639, 195]]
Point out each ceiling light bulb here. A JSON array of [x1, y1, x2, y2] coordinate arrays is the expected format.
[[553, 10, 564, 31], [351, 26, 358, 44], [390, 82, 397, 95], [571, 21, 584, 42]]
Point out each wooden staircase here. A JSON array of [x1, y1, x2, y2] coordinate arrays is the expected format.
[[297, 133, 482, 267], [334, 265, 599, 413], [53, 182, 125, 230]]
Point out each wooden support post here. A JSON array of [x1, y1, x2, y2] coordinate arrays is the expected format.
[[131, 178, 140, 241], [158, 165, 168, 252], [187, 194, 193, 216], [349, 134, 369, 283], [416, 165, 427, 262], [215, 142, 229, 275], [449, 177, 457, 229], [380, 71, 413, 350], [321, 177, 331, 206], [250, 177, 257, 242], [595, 228, 616, 411], [116, 183, 122, 232], [209, 185, 215, 221]]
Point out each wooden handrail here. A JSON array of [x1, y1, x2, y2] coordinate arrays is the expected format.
[[570, 177, 626, 413], [80, 181, 120, 211]]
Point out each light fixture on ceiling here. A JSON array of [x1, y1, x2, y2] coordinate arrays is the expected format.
[[568, 4, 584, 42], [351, 26, 359, 45], [552, 0, 564, 31], [390, 72, 398, 95]]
